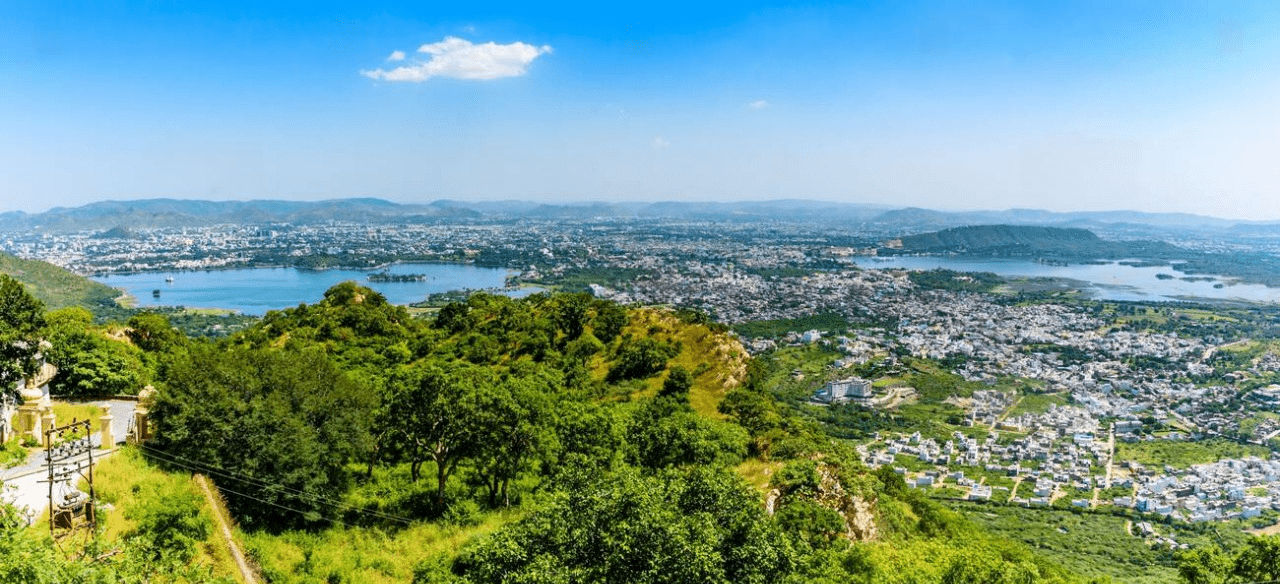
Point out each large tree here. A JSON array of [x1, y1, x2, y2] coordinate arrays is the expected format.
[[1232, 536, 1280, 583], [42, 307, 147, 397], [0, 274, 46, 394], [125, 312, 187, 353], [628, 396, 749, 470], [472, 365, 558, 507], [150, 345, 375, 528], [447, 467, 797, 584], [386, 362, 488, 503], [591, 299, 629, 344]]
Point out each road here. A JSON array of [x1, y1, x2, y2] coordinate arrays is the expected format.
[[1, 398, 137, 523], [1091, 425, 1116, 509]]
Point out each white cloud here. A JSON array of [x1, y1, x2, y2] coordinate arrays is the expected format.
[[362, 37, 552, 82], [748, 100, 769, 110], [651, 136, 670, 150], [387, 50, 406, 61]]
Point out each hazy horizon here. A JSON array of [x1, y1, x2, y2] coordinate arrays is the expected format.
[[5, 195, 1274, 225], [6, 1, 1280, 219]]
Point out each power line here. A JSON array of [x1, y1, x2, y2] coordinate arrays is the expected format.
[[195, 477, 369, 532], [135, 444, 418, 527], [137, 445, 398, 529], [137, 443, 416, 525], [137, 444, 416, 525]]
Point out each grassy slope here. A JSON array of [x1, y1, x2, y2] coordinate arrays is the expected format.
[[242, 513, 517, 584], [946, 500, 1250, 584], [74, 446, 521, 584], [234, 308, 752, 583], [79, 306, 750, 583], [82, 447, 244, 581], [592, 308, 749, 419], [0, 252, 121, 310]]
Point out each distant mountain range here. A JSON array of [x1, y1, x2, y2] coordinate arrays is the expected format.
[[1, 197, 1276, 234], [0, 198, 480, 232]]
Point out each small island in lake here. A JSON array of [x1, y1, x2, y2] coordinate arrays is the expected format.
[[367, 271, 428, 283]]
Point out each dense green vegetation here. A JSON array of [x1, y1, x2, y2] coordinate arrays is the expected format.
[[0, 273, 46, 395], [907, 269, 1004, 293], [42, 307, 149, 397], [732, 312, 852, 338], [152, 345, 375, 528], [68, 283, 1085, 580], [12, 277, 1280, 583], [517, 265, 653, 293]]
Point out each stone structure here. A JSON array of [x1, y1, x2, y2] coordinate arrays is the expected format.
[[99, 413, 114, 448], [15, 359, 57, 443], [130, 385, 157, 443]]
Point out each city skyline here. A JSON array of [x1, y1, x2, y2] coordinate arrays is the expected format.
[[4, 1, 1280, 219]]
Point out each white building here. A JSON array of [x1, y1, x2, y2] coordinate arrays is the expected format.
[[814, 377, 874, 404]]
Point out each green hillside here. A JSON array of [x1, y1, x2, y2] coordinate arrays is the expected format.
[[139, 285, 1092, 583], [0, 251, 122, 310], [11, 281, 1270, 583], [890, 224, 1183, 258]]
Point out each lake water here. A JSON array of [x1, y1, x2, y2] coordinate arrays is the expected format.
[[94, 257, 1280, 315], [865, 257, 1280, 304], [94, 263, 526, 315]]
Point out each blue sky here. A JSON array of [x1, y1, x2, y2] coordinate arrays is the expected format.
[[3, 1, 1280, 219]]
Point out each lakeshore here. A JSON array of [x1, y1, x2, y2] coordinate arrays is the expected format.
[[92, 262, 519, 315]]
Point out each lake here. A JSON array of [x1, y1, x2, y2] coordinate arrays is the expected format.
[[865, 256, 1280, 304], [95, 256, 1280, 316], [94, 263, 528, 315]]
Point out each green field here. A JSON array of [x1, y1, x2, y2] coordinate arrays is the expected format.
[[1115, 438, 1272, 469], [944, 501, 1249, 584], [1007, 392, 1070, 417]]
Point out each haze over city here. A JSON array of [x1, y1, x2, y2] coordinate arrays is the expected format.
[[4, 1, 1280, 219]]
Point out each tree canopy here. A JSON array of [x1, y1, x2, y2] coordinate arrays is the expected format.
[[42, 307, 147, 397], [150, 344, 374, 528], [97, 282, 1105, 582], [0, 274, 46, 394]]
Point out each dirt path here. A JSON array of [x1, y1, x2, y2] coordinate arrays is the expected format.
[[1246, 521, 1280, 536], [195, 474, 258, 584], [1105, 426, 1116, 488], [1008, 476, 1024, 503], [1093, 426, 1115, 509], [1000, 396, 1023, 423]]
